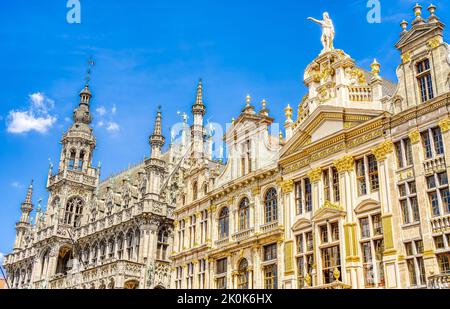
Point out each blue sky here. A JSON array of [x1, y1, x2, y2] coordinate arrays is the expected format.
[[0, 0, 449, 261]]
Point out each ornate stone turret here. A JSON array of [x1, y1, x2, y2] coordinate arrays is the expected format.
[[191, 79, 207, 158], [145, 108, 167, 200], [149, 106, 165, 159], [14, 181, 34, 250]]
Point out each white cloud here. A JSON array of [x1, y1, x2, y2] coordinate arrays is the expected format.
[[97, 120, 104, 127], [7, 92, 57, 134], [111, 105, 117, 114], [96, 106, 107, 116], [11, 181, 23, 189], [106, 122, 120, 132], [7, 111, 56, 134], [64, 117, 71, 122]]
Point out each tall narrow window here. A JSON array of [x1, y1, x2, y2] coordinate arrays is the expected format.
[[238, 198, 250, 231], [405, 240, 427, 287], [64, 197, 84, 227], [192, 181, 198, 202], [305, 178, 312, 212], [263, 244, 278, 289], [237, 259, 249, 289], [68, 150, 76, 170], [356, 158, 367, 196], [126, 231, 134, 260], [78, 151, 85, 172], [427, 172, 450, 217], [216, 258, 227, 289], [264, 188, 278, 223], [368, 155, 379, 192], [295, 181, 303, 215], [117, 234, 124, 259], [218, 207, 229, 240], [398, 181, 419, 224], [416, 59, 434, 103]]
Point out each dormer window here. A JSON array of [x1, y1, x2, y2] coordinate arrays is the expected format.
[[416, 59, 434, 103]]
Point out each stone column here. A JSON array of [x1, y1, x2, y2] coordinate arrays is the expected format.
[[408, 129, 439, 278], [252, 245, 261, 288], [308, 168, 322, 214], [371, 141, 400, 289], [252, 187, 261, 233]]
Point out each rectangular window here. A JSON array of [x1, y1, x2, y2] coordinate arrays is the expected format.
[[372, 214, 383, 236], [323, 169, 330, 201], [331, 222, 339, 242], [398, 179, 419, 225], [437, 254, 450, 274], [216, 258, 227, 275], [263, 264, 278, 289], [360, 217, 370, 239], [434, 236, 445, 249], [422, 131, 433, 159], [432, 127, 444, 155], [305, 178, 312, 212], [356, 158, 367, 196], [416, 59, 434, 103], [320, 225, 328, 244], [306, 232, 314, 252], [296, 234, 304, 254], [321, 246, 341, 284], [295, 181, 303, 215], [332, 167, 340, 202], [264, 243, 277, 262], [368, 155, 379, 192]]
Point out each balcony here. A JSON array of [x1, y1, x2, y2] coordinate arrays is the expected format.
[[215, 238, 230, 247], [260, 221, 279, 233], [430, 214, 450, 233], [428, 273, 450, 289], [233, 228, 254, 242], [349, 87, 372, 102], [423, 155, 446, 176]]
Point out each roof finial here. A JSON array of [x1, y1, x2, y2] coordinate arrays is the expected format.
[[428, 4, 438, 22], [85, 56, 95, 87], [371, 59, 381, 77], [246, 94, 251, 107]]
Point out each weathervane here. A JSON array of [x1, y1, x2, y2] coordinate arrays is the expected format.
[[85, 56, 95, 86]]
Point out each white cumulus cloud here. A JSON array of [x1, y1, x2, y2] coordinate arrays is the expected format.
[[107, 122, 120, 132], [96, 106, 107, 116], [11, 181, 23, 189], [7, 92, 57, 134]]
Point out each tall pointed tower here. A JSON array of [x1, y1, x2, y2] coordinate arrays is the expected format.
[[13, 181, 34, 251], [144, 107, 166, 201], [45, 60, 99, 230], [191, 79, 206, 158]]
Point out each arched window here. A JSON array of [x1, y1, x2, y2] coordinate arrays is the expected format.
[[99, 240, 106, 262], [157, 228, 169, 261], [264, 188, 278, 223], [238, 259, 249, 289], [126, 230, 134, 260], [203, 183, 208, 196], [78, 150, 85, 172], [193, 181, 198, 201], [108, 238, 115, 259], [117, 234, 124, 259], [239, 198, 250, 231], [83, 246, 90, 266], [91, 243, 98, 265], [68, 149, 76, 170], [134, 229, 140, 261], [40, 249, 50, 279], [64, 197, 84, 227], [218, 207, 229, 240]]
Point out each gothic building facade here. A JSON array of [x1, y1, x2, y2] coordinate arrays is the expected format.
[[3, 4, 450, 289]]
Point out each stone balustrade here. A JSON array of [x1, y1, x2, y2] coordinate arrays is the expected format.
[[428, 273, 450, 289], [233, 228, 254, 242], [423, 155, 446, 176], [260, 221, 279, 233], [430, 214, 450, 233], [349, 87, 372, 102]]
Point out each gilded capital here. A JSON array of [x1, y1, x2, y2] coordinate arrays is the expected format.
[[408, 130, 420, 144], [281, 179, 294, 193], [439, 118, 450, 133], [333, 156, 354, 173], [371, 141, 393, 162], [428, 37, 440, 49], [401, 51, 411, 64], [251, 186, 261, 196], [308, 167, 322, 183]]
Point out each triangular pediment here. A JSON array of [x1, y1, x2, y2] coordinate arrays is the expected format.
[[292, 218, 313, 232], [396, 23, 444, 49], [312, 201, 346, 222], [354, 199, 381, 214]]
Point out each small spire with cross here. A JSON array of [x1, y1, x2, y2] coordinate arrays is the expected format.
[[85, 56, 95, 87]]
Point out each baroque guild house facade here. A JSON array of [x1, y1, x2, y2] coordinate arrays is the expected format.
[[3, 4, 450, 289]]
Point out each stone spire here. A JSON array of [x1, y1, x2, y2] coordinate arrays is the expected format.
[[73, 58, 95, 125], [192, 79, 206, 116], [149, 106, 165, 159], [14, 180, 34, 250]]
